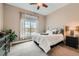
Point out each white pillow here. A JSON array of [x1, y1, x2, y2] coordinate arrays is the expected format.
[[52, 29, 57, 34], [46, 30, 52, 35]]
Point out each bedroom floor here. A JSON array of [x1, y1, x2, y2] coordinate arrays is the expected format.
[[8, 41, 79, 56], [48, 45, 79, 56], [8, 41, 47, 56]]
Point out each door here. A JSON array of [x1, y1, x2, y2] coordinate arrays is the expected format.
[[20, 14, 37, 40]]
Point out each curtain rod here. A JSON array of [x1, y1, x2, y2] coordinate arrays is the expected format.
[[20, 12, 39, 18]]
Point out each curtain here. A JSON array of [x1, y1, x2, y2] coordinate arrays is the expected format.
[[20, 13, 38, 40]]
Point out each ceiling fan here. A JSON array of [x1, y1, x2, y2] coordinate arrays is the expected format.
[[30, 3, 48, 10]]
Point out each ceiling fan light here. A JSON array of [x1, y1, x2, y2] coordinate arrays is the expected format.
[[37, 3, 42, 7]]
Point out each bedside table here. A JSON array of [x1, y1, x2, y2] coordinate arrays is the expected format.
[[66, 36, 79, 49]]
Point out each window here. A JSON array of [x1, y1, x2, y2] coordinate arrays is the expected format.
[[20, 13, 38, 40]]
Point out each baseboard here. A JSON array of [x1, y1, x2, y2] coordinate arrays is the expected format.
[[11, 40, 32, 46]]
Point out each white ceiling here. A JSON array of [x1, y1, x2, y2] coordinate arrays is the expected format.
[[8, 3, 68, 15]]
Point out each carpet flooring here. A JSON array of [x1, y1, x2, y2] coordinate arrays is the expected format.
[[8, 41, 47, 56]]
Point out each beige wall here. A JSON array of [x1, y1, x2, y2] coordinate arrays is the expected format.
[[4, 3, 79, 40], [4, 4, 46, 40], [46, 4, 79, 30], [0, 3, 3, 32]]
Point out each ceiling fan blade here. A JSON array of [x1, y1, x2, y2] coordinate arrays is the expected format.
[[42, 3, 48, 8], [29, 3, 48, 10], [37, 6, 40, 10]]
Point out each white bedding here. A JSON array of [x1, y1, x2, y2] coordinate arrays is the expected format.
[[32, 33, 64, 53]]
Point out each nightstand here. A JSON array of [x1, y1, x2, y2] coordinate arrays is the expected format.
[[66, 36, 79, 49]]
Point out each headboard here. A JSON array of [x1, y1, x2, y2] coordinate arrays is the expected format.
[[47, 26, 64, 35]]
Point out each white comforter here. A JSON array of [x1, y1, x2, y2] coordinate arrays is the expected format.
[[32, 33, 64, 53]]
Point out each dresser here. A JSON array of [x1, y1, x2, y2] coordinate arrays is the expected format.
[[66, 36, 79, 49]]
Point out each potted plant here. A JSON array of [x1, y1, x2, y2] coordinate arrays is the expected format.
[[8, 29, 17, 42], [3, 29, 17, 42]]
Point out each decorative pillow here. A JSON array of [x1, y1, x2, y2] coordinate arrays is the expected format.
[[60, 29, 64, 35], [57, 28, 64, 35], [52, 29, 58, 34], [41, 33, 48, 35], [46, 30, 52, 35]]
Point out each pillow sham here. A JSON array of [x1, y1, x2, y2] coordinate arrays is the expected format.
[[46, 30, 52, 35], [52, 29, 58, 34]]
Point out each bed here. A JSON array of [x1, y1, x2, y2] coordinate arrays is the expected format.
[[32, 28, 64, 53]]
